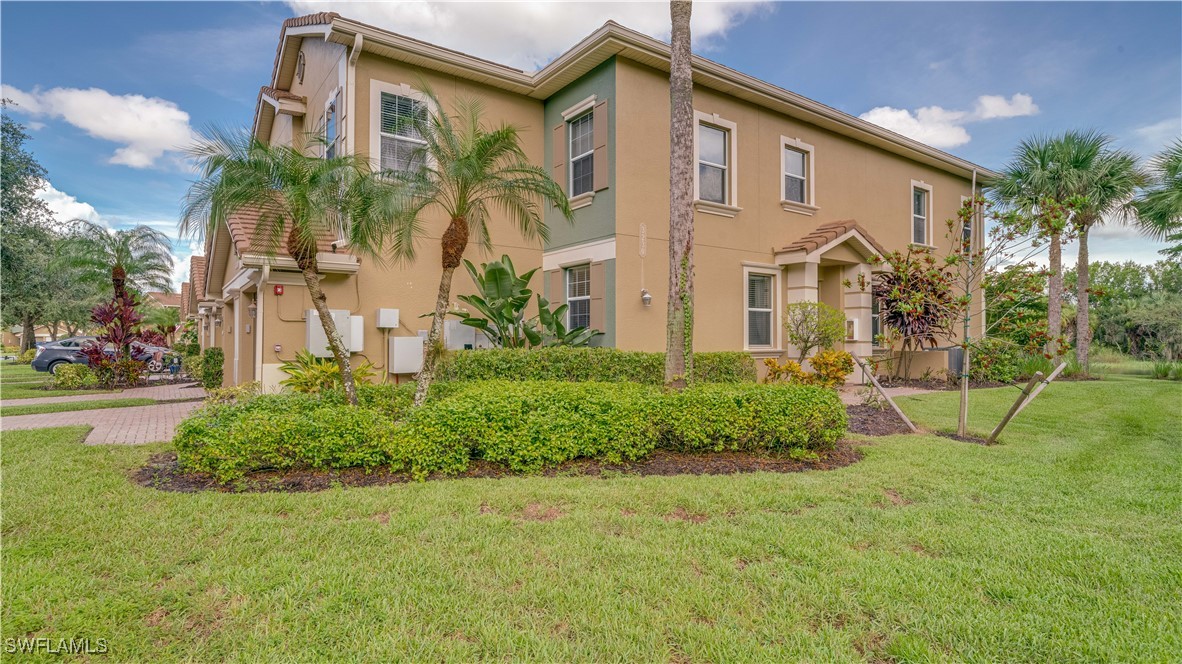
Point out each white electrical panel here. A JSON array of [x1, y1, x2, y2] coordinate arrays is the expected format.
[[306, 309, 352, 358], [390, 336, 424, 374], [443, 320, 494, 351], [376, 308, 400, 329], [349, 315, 364, 352]]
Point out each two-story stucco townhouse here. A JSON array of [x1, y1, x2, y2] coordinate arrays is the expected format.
[[191, 12, 995, 389]]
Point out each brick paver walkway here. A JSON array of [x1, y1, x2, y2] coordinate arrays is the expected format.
[[0, 381, 206, 407], [1, 401, 203, 444]]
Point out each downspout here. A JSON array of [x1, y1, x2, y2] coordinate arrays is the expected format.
[[255, 264, 268, 388], [346, 33, 362, 157]]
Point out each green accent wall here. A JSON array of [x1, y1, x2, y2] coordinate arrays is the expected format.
[[543, 57, 616, 251]]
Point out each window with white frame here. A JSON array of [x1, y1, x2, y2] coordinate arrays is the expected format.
[[912, 183, 931, 245], [746, 272, 774, 347], [379, 92, 427, 173], [783, 146, 808, 204], [698, 123, 729, 204], [324, 93, 339, 159], [569, 113, 594, 197], [871, 297, 881, 346], [566, 265, 591, 330]]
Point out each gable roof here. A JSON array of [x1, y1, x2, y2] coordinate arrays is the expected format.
[[224, 208, 340, 257], [257, 13, 997, 180], [190, 255, 207, 304], [779, 220, 888, 257]]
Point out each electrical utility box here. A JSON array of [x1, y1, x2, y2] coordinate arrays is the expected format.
[[376, 308, 400, 329], [389, 336, 424, 374], [306, 309, 352, 358], [349, 315, 364, 353], [443, 319, 493, 351]]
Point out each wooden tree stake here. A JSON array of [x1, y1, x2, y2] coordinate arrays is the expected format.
[[987, 371, 1043, 444], [852, 355, 918, 433], [1013, 362, 1066, 418]]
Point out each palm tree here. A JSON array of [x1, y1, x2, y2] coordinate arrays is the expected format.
[[180, 128, 391, 406], [1135, 139, 1182, 259], [62, 221, 173, 302], [143, 304, 181, 345], [379, 88, 572, 406], [665, 0, 695, 390], [992, 130, 1144, 370]]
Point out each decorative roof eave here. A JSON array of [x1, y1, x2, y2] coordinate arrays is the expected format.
[[775, 220, 892, 270]]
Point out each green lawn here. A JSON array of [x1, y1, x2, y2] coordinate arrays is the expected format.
[[2, 378, 1179, 661], [0, 398, 156, 417], [0, 363, 117, 400]]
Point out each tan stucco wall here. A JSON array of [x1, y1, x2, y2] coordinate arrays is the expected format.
[[612, 58, 982, 364], [288, 37, 346, 154]]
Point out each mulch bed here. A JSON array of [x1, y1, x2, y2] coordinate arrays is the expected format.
[[132, 442, 864, 494], [845, 404, 914, 437]]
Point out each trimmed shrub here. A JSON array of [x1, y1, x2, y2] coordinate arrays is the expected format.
[[50, 364, 98, 390], [437, 347, 756, 384], [16, 349, 36, 365], [201, 347, 224, 389], [182, 354, 204, 381], [175, 393, 399, 482], [656, 383, 846, 454]]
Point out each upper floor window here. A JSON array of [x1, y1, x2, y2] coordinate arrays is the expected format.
[[379, 92, 427, 173], [698, 123, 729, 205], [911, 181, 932, 245], [780, 137, 816, 214], [569, 113, 594, 197], [324, 94, 339, 159], [566, 265, 591, 330]]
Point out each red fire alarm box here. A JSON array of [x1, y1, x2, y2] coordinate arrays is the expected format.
[[273, 284, 284, 296]]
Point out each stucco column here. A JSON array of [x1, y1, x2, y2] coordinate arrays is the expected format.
[[842, 263, 873, 382], [784, 262, 819, 360]]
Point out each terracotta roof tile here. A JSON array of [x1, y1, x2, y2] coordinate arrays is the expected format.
[[225, 208, 340, 258], [190, 256, 207, 301], [778, 219, 888, 257], [179, 282, 190, 318], [146, 291, 182, 308], [260, 86, 305, 102], [283, 12, 339, 28]]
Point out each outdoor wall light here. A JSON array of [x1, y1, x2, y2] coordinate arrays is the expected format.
[[214, 317, 223, 326], [640, 289, 653, 307], [247, 301, 257, 319]]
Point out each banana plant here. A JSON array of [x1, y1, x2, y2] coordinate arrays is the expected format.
[[450, 255, 540, 348], [535, 296, 603, 347]]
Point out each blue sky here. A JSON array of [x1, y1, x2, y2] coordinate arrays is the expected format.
[[2, 1, 1178, 288]]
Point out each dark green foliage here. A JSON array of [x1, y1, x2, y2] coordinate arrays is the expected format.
[[969, 338, 1022, 383], [174, 380, 844, 482], [201, 347, 224, 389], [655, 383, 847, 454], [436, 347, 756, 384]]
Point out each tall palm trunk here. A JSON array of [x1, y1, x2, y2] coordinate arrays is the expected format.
[[289, 230, 358, 406], [415, 217, 469, 406], [664, 0, 695, 390], [1047, 232, 1063, 357], [1075, 222, 1092, 373]]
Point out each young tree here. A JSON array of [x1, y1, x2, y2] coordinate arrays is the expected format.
[[664, 0, 695, 390], [61, 221, 174, 301], [377, 89, 572, 406], [782, 301, 845, 363], [181, 128, 392, 406], [870, 247, 960, 380], [1135, 139, 1182, 259]]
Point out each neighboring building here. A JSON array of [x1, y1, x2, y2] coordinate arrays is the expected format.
[[198, 13, 994, 388], [145, 291, 182, 310]]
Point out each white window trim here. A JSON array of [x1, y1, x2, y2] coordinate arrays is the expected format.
[[693, 111, 741, 218], [910, 180, 935, 248], [568, 112, 595, 199], [780, 136, 819, 216], [542, 237, 615, 271], [743, 265, 780, 351], [565, 264, 592, 330], [368, 80, 433, 173], [560, 94, 597, 121]]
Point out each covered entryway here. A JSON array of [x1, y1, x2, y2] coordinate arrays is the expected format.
[[775, 220, 889, 381]]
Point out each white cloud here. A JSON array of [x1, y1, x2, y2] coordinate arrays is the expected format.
[[36, 183, 105, 227], [285, 1, 769, 70], [860, 93, 1039, 149], [1, 85, 196, 169]]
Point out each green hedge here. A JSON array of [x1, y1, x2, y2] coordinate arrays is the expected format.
[[437, 347, 756, 384], [175, 380, 845, 483], [201, 348, 224, 389]]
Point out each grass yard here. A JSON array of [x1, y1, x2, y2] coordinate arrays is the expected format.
[[2, 378, 1179, 661], [0, 363, 118, 400], [0, 398, 156, 418]]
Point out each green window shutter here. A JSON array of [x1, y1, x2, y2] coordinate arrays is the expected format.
[[590, 262, 606, 330], [552, 123, 567, 195], [592, 100, 609, 192]]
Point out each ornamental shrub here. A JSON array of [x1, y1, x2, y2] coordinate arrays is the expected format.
[[437, 347, 756, 384], [655, 383, 846, 454], [969, 338, 1022, 383], [808, 350, 855, 388], [16, 349, 36, 365], [182, 354, 204, 381], [50, 364, 98, 390], [201, 347, 224, 389]]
